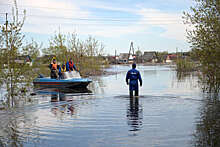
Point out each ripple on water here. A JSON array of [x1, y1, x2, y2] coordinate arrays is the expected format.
[[0, 65, 204, 147]]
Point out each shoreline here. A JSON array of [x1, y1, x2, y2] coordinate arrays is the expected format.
[[83, 63, 176, 77]]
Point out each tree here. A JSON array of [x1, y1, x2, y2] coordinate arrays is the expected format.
[[42, 31, 68, 64], [183, 0, 220, 93], [135, 48, 143, 63], [155, 51, 168, 63], [135, 48, 142, 57], [84, 35, 104, 57], [43, 31, 106, 76], [0, 0, 40, 107]]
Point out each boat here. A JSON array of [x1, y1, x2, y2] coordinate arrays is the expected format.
[[33, 71, 92, 89]]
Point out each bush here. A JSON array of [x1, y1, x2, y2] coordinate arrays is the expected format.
[[175, 58, 195, 72]]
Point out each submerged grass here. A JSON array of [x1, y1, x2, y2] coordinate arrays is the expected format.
[[76, 56, 107, 77], [175, 58, 196, 72]]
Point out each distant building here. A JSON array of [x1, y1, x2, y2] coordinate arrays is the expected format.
[[165, 54, 177, 63], [119, 53, 129, 63], [143, 51, 157, 63], [14, 55, 32, 66]]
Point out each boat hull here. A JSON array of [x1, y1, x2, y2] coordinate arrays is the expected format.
[[33, 77, 92, 89]]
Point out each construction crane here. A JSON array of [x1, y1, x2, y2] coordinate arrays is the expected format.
[[127, 42, 135, 63]]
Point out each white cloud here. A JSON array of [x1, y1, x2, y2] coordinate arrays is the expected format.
[[3, 0, 189, 44], [14, 0, 90, 34], [137, 8, 187, 41]]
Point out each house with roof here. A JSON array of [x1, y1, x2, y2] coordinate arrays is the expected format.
[[15, 55, 32, 66], [143, 51, 157, 63], [165, 54, 177, 63]]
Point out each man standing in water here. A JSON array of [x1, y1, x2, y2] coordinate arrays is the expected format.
[[126, 63, 142, 97]]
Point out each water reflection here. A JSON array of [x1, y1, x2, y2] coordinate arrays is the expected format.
[[50, 102, 75, 118], [193, 95, 220, 147], [176, 71, 191, 82], [34, 87, 92, 100], [88, 76, 105, 95], [35, 87, 92, 119], [0, 109, 39, 147], [127, 97, 143, 132], [0, 87, 93, 146], [51, 91, 66, 102], [175, 71, 199, 82], [0, 65, 212, 146]]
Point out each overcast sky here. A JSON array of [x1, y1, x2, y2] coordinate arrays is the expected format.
[[0, 0, 193, 55]]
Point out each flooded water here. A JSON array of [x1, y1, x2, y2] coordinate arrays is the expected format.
[[0, 65, 219, 147]]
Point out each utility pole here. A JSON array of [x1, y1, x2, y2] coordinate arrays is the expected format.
[[115, 49, 117, 64]]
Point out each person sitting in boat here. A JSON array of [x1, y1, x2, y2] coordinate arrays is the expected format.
[[66, 58, 79, 72], [58, 64, 66, 79], [49, 58, 60, 79]]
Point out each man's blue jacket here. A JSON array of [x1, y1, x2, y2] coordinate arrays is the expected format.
[[126, 68, 142, 91]]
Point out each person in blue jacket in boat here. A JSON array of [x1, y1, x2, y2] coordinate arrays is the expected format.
[[66, 58, 79, 72], [126, 63, 142, 97]]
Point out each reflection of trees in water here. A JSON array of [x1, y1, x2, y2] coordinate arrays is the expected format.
[[176, 69, 220, 146], [0, 109, 39, 146], [50, 103, 76, 119], [51, 92, 66, 102], [50, 94, 77, 119], [127, 97, 143, 132], [175, 71, 198, 83], [199, 73, 220, 94], [176, 71, 192, 82], [49, 88, 93, 119], [193, 95, 220, 147], [176, 70, 220, 96], [173, 71, 199, 90]]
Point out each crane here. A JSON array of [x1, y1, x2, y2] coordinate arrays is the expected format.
[[127, 42, 135, 63]]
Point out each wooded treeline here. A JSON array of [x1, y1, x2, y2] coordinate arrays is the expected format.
[[183, 0, 220, 93]]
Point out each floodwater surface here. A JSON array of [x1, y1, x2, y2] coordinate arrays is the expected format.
[[0, 65, 218, 147]]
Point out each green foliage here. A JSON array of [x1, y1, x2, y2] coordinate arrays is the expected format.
[[22, 39, 41, 63], [42, 31, 67, 64], [193, 97, 220, 147], [135, 49, 142, 56], [69, 34, 105, 76], [183, 0, 220, 93], [0, 0, 40, 107], [42, 32, 105, 76], [155, 51, 168, 63], [176, 58, 196, 72]]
